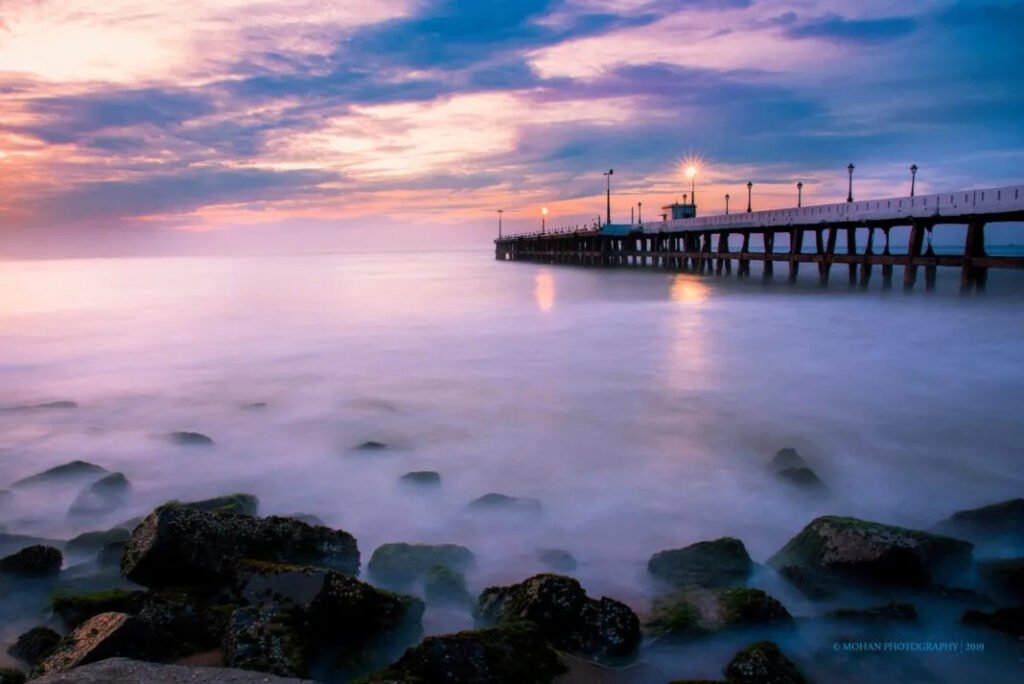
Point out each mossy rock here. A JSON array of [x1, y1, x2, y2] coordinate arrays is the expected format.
[[724, 640, 809, 684], [7, 626, 61, 666], [52, 588, 148, 629], [770, 448, 806, 471], [67, 473, 130, 519], [646, 588, 791, 639], [768, 515, 973, 595], [368, 543, 474, 587], [935, 498, 1024, 546], [476, 573, 640, 662], [0, 668, 25, 684], [466, 493, 542, 515], [223, 606, 307, 678], [399, 471, 441, 487], [168, 431, 214, 446], [648, 537, 752, 588], [0, 545, 62, 577], [978, 558, 1024, 603], [179, 493, 260, 517], [424, 565, 473, 607], [11, 461, 107, 489], [357, 622, 565, 683], [776, 467, 828, 494], [65, 528, 130, 558]]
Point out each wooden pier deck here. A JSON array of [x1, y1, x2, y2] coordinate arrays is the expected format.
[[495, 184, 1024, 291]]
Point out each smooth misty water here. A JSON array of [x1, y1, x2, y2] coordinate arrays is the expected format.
[[2, 252, 1023, 681]]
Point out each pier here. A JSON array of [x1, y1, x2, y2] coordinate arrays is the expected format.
[[495, 184, 1024, 291]]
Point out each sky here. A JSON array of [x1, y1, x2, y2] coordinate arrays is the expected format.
[[0, 0, 1022, 256]]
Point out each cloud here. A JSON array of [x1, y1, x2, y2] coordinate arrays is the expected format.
[[784, 14, 919, 44]]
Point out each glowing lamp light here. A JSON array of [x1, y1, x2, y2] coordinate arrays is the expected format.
[[542, 207, 548, 215], [685, 165, 698, 179]]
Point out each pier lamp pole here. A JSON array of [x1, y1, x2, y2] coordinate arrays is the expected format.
[[497, 209, 503, 238], [603, 169, 614, 225], [797, 182, 803, 207], [686, 166, 697, 207], [725, 194, 730, 215], [910, 164, 918, 197], [847, 163, 855, 203], [638, 201, 642, 223], [542, 207, 548, 233], [746, 182, 753, 213]]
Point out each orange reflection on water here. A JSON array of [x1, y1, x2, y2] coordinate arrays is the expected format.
[[670, 274, 709, 303], [535, 271, 555, 312]]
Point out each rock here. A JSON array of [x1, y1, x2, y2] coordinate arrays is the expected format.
[[30, 657, 311, 683], [724, 641, 809, 684], [961, 606, 1024, 638], [935, 498, 1024, 546], [179, 493, 260, 517], [68, 473, 130, 518], [424, 565, 473, 606], [224, 606, 307, 677], [168, 431, 214, 446], [476, 573, 641, 662], [466, 493, 542, 515], [354, 441, 388, 451], [11, 461, 107, 489], [538, 549, 578, 572], [280, 513, 325, 526], [137, 588, 236, 657], [65, 528, 130, 558], [228, 560, 424, 677], [0, 545, 62, 577], [648, 538, 752, 589], [978, 558, 1024, 603], [121, 504, 359, 588], [826, 602, 918, 622], [2, 400, 78, 412], [34, 613, 154, 678], [399, 471, 441, 486], [360, 622, 566, 683], [770, 448, 806, 471], [7, 626, 62, 666], [0, 668, 24, 684], [242, 402, 268, 410], [368, 543, 474, 587], [776, 467, 828, 493], [768, 516, 973, 596], [52, 589, 148, 629], [646, 588, 792, 639]]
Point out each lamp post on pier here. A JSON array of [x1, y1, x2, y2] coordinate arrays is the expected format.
[[847, 163, 855, 203], [910, 164, 918, 197], [497, 209, 503, 238], [797, 182, 803, 207], [686, 165, 698, 207], [746, 182, 753, 213], [542, 207, 548, 233], [725, 194, 730, 214], [603, 169, 614, 225], [638, 201, 643, 223]]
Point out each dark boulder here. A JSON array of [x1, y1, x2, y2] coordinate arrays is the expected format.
[[0, 533, 63, 557], [776, 467, 828, 494], [424, 565, 474, 607], [67, 473, 130, 518], [961, 606, 1024, 638], [97, 542, 127, 569], [0, 670, 23, 684], [65, 528, 130, 559], [399, 471, 441, 486], [978, 558, 1024, 603], [476, 573, 640, 662], [648, 538, 752, 589], [646, 588, 792, 639], [224, 606, 307, 677], [538, 549, 578, 573], [121, 504, 359, 588], [826, 601, 918, 622], [359, 622, 565, 684], [168, 431, 215, 446], [934, 498, 1024, 546], [281, 513, 325, 526], [467, 493, 542, 515], [0, 545, 62, 577], [368, 543, 474, 587], [770, 448, 806, 471], [11, 461, 107, 489], [353, 441, 388, 451], [768, 516, 973, 596], [52, 589, 148, 629], [33, 612, 154, 678], [7, 626, 61, 666], [724, 641, 809, 684]]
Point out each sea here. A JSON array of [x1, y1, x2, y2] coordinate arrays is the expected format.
[[1, 250, 1022, 682]]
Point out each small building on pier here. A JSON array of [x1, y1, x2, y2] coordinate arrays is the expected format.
[[662, 202, 697, 221]]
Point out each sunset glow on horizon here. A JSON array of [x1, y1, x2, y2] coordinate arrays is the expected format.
[[1, 0, 1022, 256]]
